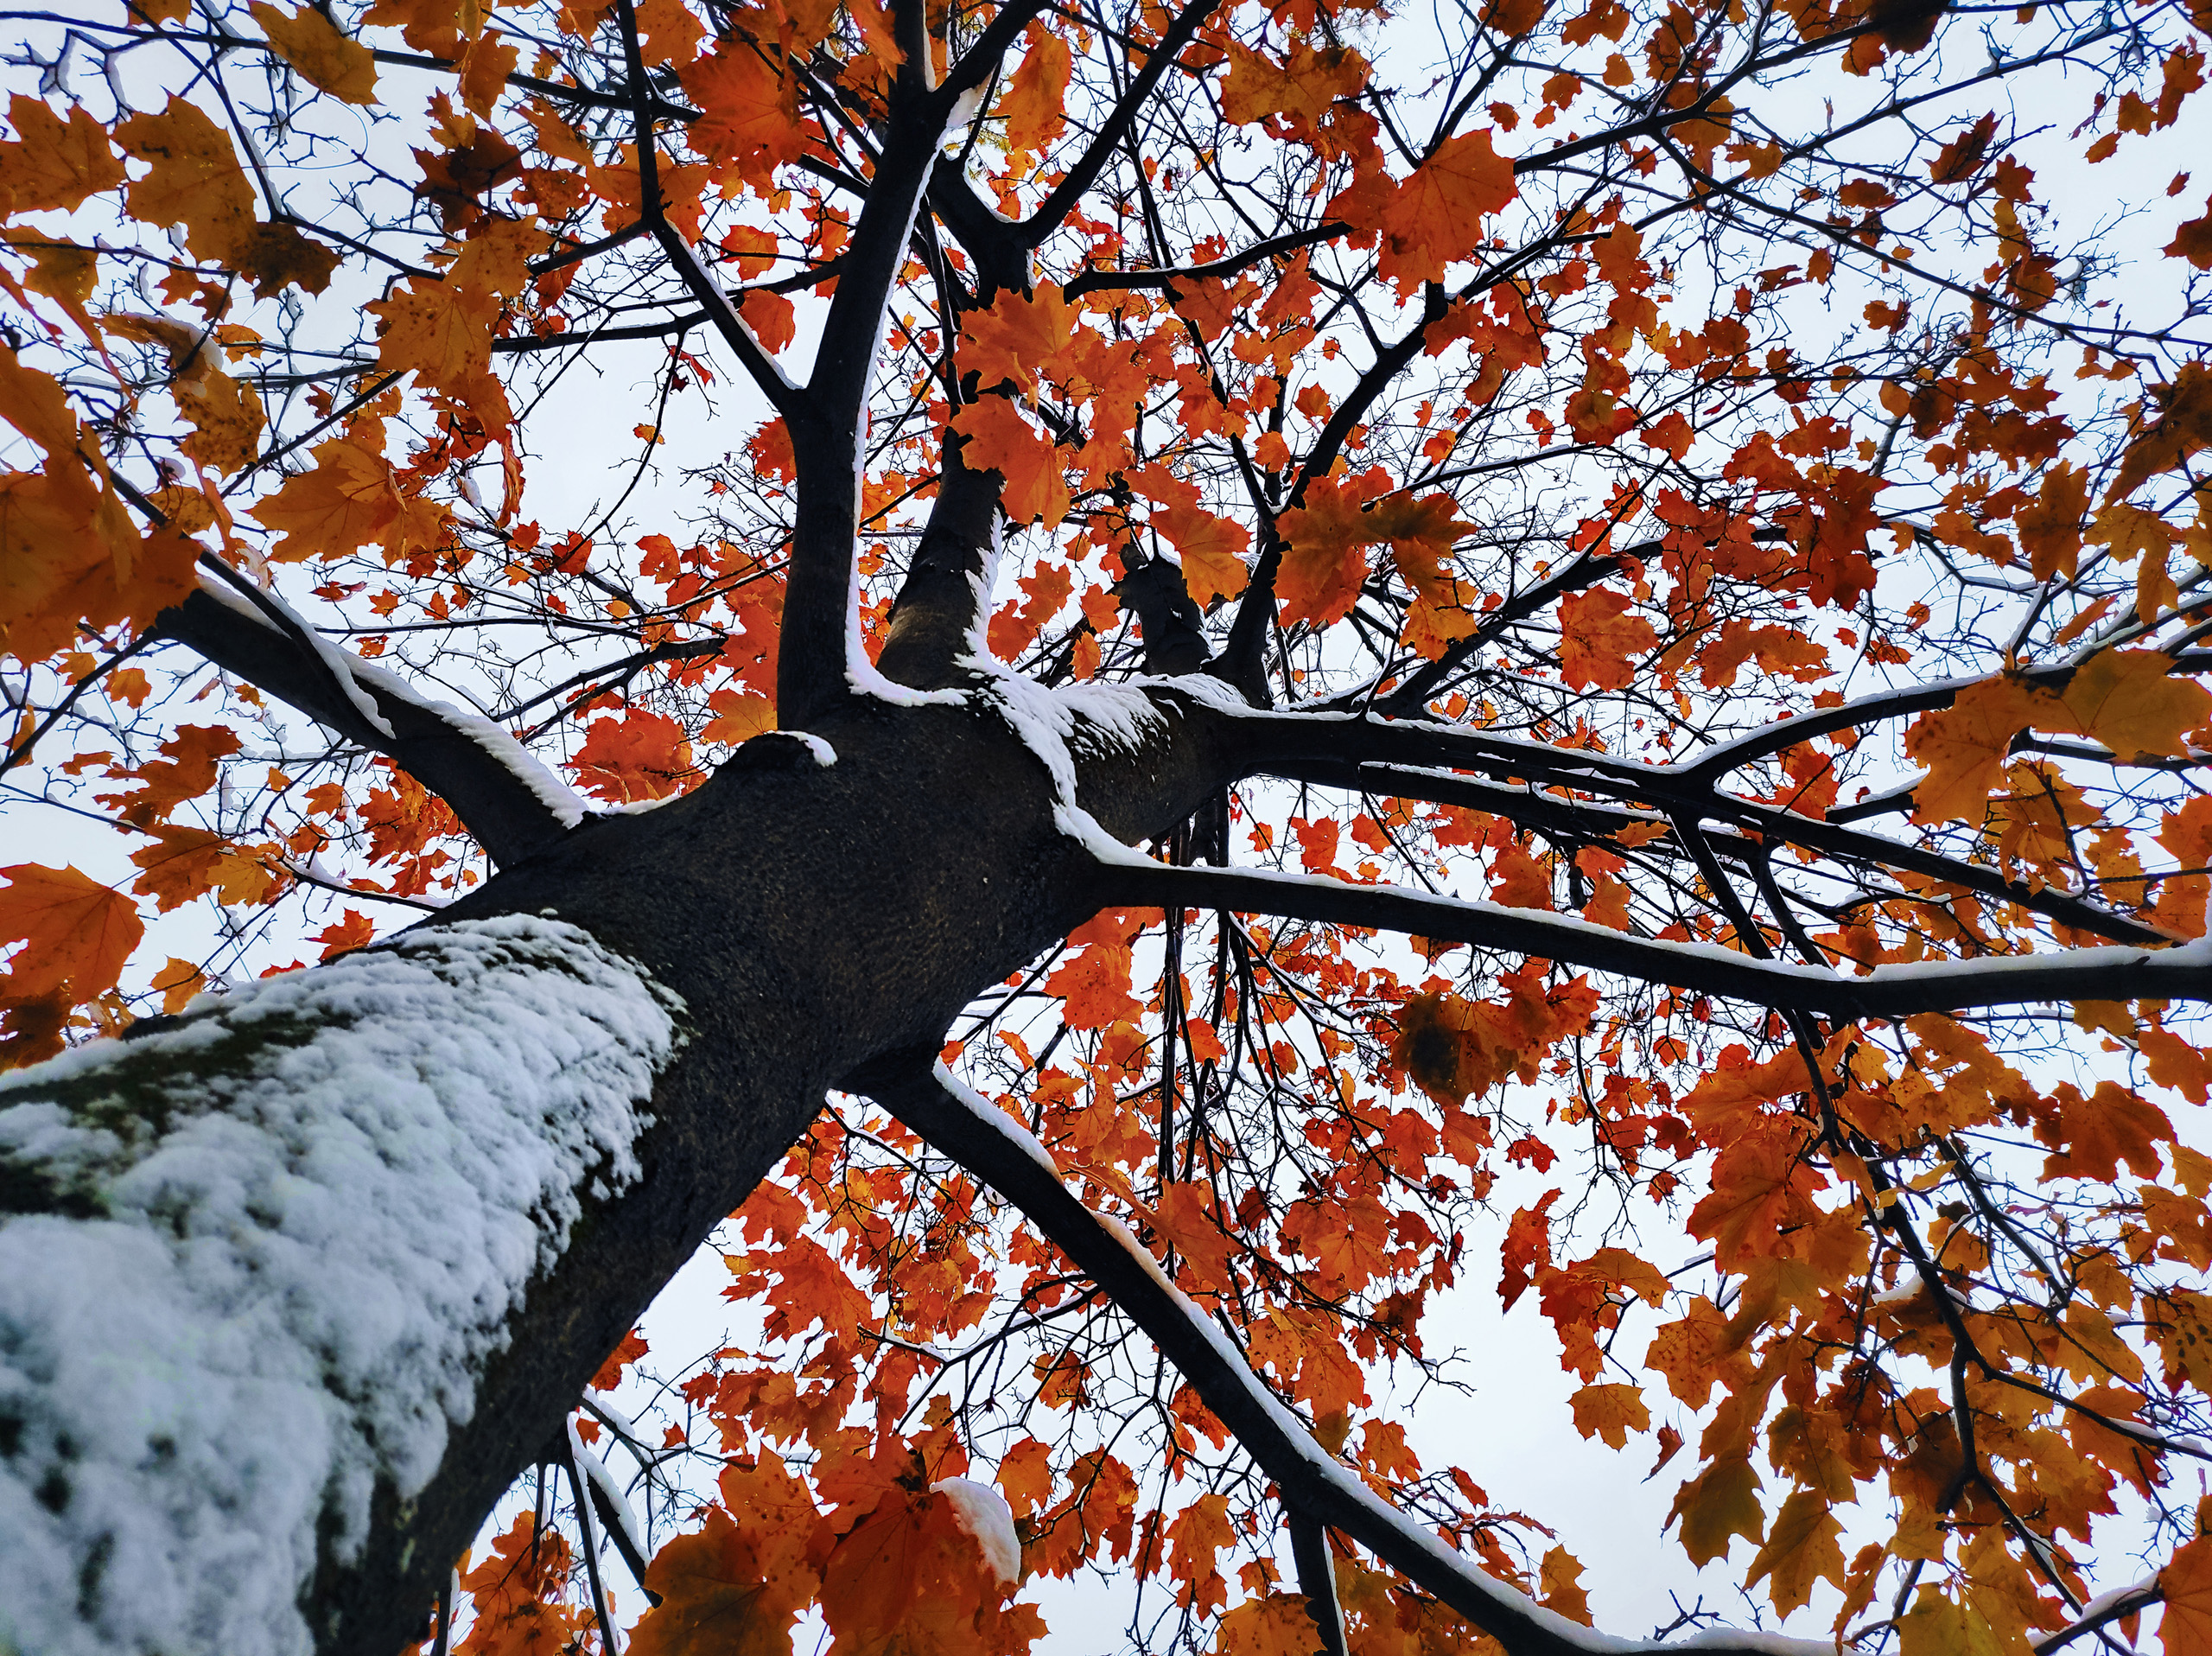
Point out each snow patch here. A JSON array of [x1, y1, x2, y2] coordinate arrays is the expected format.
[[931, 1476, 1021, 1586], [786, 731, 839, 767], [0, 916, 681, 1656], [932, 1061, 1059, 1177]]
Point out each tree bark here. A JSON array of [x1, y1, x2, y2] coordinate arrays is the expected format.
[[0, 690, 1227, 1656]]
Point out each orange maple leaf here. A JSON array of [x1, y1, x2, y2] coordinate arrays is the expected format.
[[0, 863, 143, 1013], [115, 97, 257, 264], [2062, 650, 2212, 761], [1001, 25, 1072, 154], [1149, 505, 1249, 608], [679, 48, 803, 196], [995, 1439, 1054, 1521], [1218, 39, 1370, 136], [628, 1454, 827, 1656], [2161, 1535, 2212, 1655], [0, 94, 126, 213], [1903, 674, 2065, 825], [455, 1511, 585, 1656], [960, 286, 1074, 400], [1668, 1455, 1764, 1568], [249, 451, 385, 559], [1275, 472, 1387, 629], [1556, 588, 1656, 691], [315, 908, 376, 961], [251, 3, 379, 104], [950, 397, 1070, 528], [130, 824, 282, 911], [820, 1483, 1039, 1656], [1567, 1381, 1650, 1449], [1377, 130, 1517, 290], [570, 710, 697, 803]]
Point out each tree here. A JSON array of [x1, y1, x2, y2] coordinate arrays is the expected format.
[[3, 0, 2212, 1647]]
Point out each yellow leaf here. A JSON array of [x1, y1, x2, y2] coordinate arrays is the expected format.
[[176, 368, 267, 477], [0, 95, 126, 214], [703, 687, 777, 745], [2062, 650, 2212, 760], [1567, 1382, 1649, 1449], [2160, 1535, 2212, 1655], [1538, 1545, 1592, 1625], [370, 277, 493, 389], [1897, 1586, 2008, 1656], [1668, 1455, 1763, 1567], [459, 29, 521, 116], [14, 236, 101, 341], [1218, 39, 1370, 132], [1214, 1594, 1321, 1656], [0, 355, 200, 665], [0, 340, 85, 456], [1743, 1490, 1844, 1618], [1904, 675, 2067, 825], [251, 434, 401, 560], [116, 97, 257, 265], [150, 956, 206, 1014], [251, 3, 379, 104]]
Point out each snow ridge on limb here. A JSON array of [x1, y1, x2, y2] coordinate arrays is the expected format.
[[0, 917, 680, 1656], [855, 1058, 1833, 1656], [163, 571, 586, 860], [1092, 859, 2212, 1018]]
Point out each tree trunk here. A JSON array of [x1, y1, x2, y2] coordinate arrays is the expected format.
[[0, 691, 1226, 1656]]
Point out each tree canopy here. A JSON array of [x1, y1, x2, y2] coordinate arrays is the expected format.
[[4, 0, 2212, 1651]]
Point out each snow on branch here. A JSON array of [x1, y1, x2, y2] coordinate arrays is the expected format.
[[859, 1057, 1834, 1656], [0, 917, 680, 1656], [1094, 860, 2212, 1018], [165, 570, 586, 863]]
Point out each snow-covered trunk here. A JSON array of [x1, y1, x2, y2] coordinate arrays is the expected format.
[[0, 919, 679, 1656], [0, 695, 1227, 1656]]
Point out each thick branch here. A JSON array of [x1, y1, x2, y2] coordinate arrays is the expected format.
[[155, 577, 580, 866], [855, 1059, 1832, 1656], [779, 0, 1043, 724], [1062, 225, 1348, 303], [874, 434, 1006, 689], [1220, 704, 2175, 945], [1089, 859, 2212, 1017]]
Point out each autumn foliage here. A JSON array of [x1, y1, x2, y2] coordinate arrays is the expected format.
[[9, 0, 2212, 1650]]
